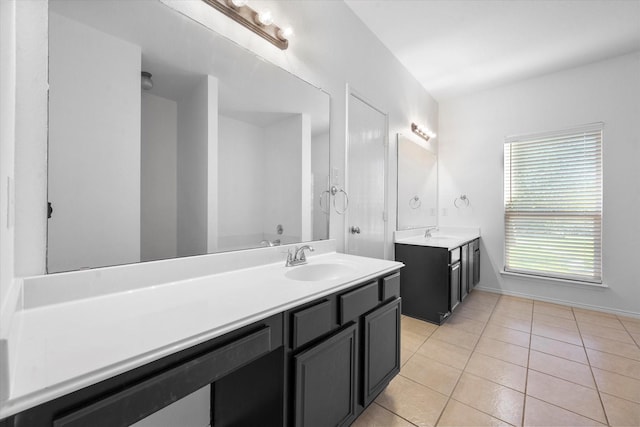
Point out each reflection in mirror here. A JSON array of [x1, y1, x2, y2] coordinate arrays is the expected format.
[[396, 134, 438, 230], [47, 0, 330, 273]]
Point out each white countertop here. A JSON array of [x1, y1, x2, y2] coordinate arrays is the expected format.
[[0, 251, 402, 419], [394, 227, 480, 250]]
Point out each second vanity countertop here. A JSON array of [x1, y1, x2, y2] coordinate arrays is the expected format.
[[394, 227, 480, 250], [2, 250, 402, 419]]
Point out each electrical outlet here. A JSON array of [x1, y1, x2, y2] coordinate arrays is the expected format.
[[331, 167, 339, 184], [442, 208, 448, 217]]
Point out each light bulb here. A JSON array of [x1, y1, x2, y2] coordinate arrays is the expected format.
[[230, 0, 247, 7], [277, 26, 293, 41], [141, 71, 153, 90], [256, 9, 273, 26]]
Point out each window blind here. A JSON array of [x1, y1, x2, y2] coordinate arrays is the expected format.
[[504, 123, 603, 284]]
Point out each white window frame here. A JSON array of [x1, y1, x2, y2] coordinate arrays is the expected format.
[[503, 123, 603, 285]]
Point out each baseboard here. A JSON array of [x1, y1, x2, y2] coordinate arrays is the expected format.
[[474, 285, 640, 319]]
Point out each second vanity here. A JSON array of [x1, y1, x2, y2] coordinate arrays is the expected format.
[[0, 241, 402, 426], [394, 227, 480, 324]]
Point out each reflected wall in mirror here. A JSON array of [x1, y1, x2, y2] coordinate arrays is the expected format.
[[396, 133, 438, 230], [47, 0, 330, 273]]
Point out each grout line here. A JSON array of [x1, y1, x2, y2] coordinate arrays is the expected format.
[[522, 299, 534, 426], [573, 306, 610, 427], [432, 292, 504, 427], [371, 402, 420, 427]]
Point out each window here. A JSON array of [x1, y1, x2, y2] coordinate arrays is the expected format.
[[504, 123, 603, 284]]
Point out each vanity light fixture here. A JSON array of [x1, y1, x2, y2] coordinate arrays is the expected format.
[[411, 122, 436, 142], [201, 0, 291, 50]]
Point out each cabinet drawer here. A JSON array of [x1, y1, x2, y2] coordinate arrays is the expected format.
[[291, 300, 333, 349], [339, 281, 379, 324], [449, 247, 460, 264], [381, 273, 400, 301]]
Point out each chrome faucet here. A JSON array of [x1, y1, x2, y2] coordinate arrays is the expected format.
[[424, 226, 438, 238], [286, 245, 314, 267]]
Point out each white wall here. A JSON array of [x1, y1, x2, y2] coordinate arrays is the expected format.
[[176, 75, 218, 257], [218, 115, 266, 250], [263, 114, 311, 244], [47, 12, 141, 272], [141, 92, 178, 262], [312, 132, 330, 240], [439, 52, 640, 315]]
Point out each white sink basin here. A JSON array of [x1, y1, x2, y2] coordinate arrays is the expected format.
[[285, 263, 357, 282]]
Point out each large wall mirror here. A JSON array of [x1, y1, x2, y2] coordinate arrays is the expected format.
[[396, 134, 438, 230], [47, 0, 330, 273]]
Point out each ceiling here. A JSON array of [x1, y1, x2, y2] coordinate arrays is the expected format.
[[345, 0, 640, 100]]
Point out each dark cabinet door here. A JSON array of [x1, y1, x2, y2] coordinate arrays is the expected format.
[[362, 298, 401, 406], [473, 247, 480, 286], [294, 323, 358, 427], [460, 243, 469, 301], [450, 261, 461, 312]]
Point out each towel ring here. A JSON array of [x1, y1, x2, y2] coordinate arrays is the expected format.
[[331, 186, 349, 215], [454, 194, 470, 208], [409, 196, 421, 209], [319, 186, 349, 215]]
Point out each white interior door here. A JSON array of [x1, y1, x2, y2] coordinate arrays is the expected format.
[[346, 92, 387, 259]]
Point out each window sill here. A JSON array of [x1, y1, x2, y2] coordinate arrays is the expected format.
[[500, 270, 608, 289]]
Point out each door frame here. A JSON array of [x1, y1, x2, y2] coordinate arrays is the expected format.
[[344, 84, 389, 259]]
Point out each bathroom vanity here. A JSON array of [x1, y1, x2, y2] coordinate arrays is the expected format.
[[394, 228, 480, 325], [0, 246, 402, 427]]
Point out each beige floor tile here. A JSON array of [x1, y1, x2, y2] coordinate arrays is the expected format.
[[452, 373, 524, 426], [573, 307, 618, 319], [401, 345, 416, 367], [531, 322, 582, 346], [352, 402, 416, 427], [475, 336, 530, 367], [488, 313, 532, 333], [483, 324, 531, 348], [533, 302, 575, 320], [465, 352, 527, 392], [532, 312, 578, 332], [530, 335, 588, 364], [492, 306, 533, 322], [578, 321, 636, 345], [401, 352, 463, 396], [445, 313, 486, 335], [581, 334, 640, 361], [574, 311, 625, 330], [586, 348, 640, 380], [454, 305, 493, 323], [600, 392, 640, 427], [526, 370, 606, 423], [523, 396, 605, 426], [437, 399, 511, 427], [495, 300, 534, 312], [499, 295, 534, 304], [631, 332, 640, 347], [403, 315, 439, 337], [528, 350, 595, 388], [403, 329, 429, 353], [415, 337, 473, 370], [619, 317, 640, 334], [430, 325, 480, 350], [461, 298, 498, 313], [592, 367, 640, 403], [376, 375, 448, 427]]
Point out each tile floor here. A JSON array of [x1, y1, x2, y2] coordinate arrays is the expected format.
[[352, 291, 640, 427]]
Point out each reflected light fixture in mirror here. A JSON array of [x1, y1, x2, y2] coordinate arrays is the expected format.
[[411, 122, 436, 142], [202, 0, 292, 49]]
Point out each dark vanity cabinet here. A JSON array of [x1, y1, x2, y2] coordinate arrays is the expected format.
[[395, 239, 479, 325], [2, 271, 402, 427], [289, 273, 401, 427]]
